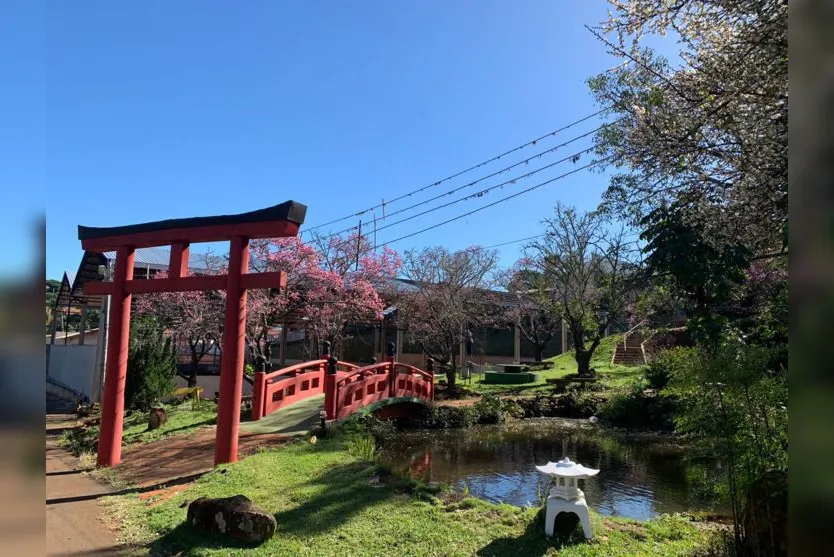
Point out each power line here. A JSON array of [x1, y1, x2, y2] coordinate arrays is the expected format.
[[378, 157, 612, 247], [316, 124, 610, 241], [311, 142, 603, 255], [320, 145, 597, 243], [301, 108, 612, 234], [452, 234, 547, 253], [481, 234, 546, 250]]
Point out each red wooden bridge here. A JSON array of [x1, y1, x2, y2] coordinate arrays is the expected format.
[[251, 342, 434, 424]]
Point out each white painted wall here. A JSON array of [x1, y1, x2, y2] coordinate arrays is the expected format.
[[47, 345, 97, 400]]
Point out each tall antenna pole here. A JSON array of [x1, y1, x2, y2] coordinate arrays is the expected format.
[[355, 220, 362, 271]]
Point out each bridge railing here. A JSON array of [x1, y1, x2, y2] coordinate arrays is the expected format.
[[327, 351, 434, 421], [251, 355, 358, 421], [252, 341, 435, 422], [330, 361, 393, 421]]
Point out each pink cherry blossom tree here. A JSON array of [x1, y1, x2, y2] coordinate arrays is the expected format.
[[245, 231, 400, 367], [133, 267, 224, 387], [135, 234, 400, 376]]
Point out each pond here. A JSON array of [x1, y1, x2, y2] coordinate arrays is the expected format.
[[377, 419, 727, 522]]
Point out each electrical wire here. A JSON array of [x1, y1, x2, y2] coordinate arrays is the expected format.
[[378, 157, 611, 247], [301, 108, 612, 234], [315, 124, 612, 241]]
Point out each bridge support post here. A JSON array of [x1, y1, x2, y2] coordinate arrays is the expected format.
[[324, 352, 338, 421], [387, 341, 396, 398], [427, 357, 435, 400], [252, 369, 266, 422]]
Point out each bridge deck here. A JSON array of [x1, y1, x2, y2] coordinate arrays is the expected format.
[[240, 394, 324, 435]]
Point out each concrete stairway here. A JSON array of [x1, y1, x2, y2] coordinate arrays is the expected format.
[[612, 330, 649, 366]]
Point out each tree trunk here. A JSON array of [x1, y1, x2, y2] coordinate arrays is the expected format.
[[534, 345, 544, 362], [446, 366, 457, 390], [189, 354, 199, 387], [576, 350, 593, 377]]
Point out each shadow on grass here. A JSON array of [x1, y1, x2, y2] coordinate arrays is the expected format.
[[148, 523, 262, 556], [476, 509, 587, 557], [146, 460, 397, 554], [273, 460, 398, 537]]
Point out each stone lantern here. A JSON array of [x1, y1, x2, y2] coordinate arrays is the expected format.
[[535, 457, 599, 539]]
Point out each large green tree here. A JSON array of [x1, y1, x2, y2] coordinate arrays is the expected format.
[[525, 204, 644, 377]]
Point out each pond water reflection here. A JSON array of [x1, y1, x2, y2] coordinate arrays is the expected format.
[[378, 419, 726, 522]]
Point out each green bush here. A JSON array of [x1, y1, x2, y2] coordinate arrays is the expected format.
[[244, 363, 255, 378], [473, 394, 504, 424], [417, 404, 477, 429], [336, 413, 397, 443], [665, 331, 788, 540], [558, 389, 602, 418], [598, 379, 678, 431], [501, 398, 525, 420], [125, 319, 177, 411], [644, 347, 699, 390], [347, 435, 377, 462]]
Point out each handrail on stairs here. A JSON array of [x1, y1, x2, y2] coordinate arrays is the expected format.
[[640, 330, 658, 365], [623, 319, 648, 351]]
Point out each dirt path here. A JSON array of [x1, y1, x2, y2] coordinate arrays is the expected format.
[[46, 402, 299, 556], [117, 427, 294, 488], [46, 412, 123, 557]]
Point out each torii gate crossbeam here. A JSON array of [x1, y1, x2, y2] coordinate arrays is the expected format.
[[79, 201, 307, 467]]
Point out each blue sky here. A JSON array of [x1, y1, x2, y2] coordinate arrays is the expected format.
[[30, 1, 672, 280]]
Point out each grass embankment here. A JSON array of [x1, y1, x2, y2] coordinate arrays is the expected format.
[[61, 400, 218, 456], [107, 435, 712, 557], [463, 335, 643, 397]]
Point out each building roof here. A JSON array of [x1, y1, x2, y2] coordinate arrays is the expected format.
[[101, 247, 172, 267]]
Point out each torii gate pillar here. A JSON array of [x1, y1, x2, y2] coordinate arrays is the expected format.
[[79, 201, 307, 467]]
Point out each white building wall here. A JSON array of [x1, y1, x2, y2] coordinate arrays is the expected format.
[[47, 345, 97, 400]]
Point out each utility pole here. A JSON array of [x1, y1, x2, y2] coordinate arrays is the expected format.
[[91, 262, 112, 404]]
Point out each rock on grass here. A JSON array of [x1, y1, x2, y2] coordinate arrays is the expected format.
[[186, 495, 276, 544]]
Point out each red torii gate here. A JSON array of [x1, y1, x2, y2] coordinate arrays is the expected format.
[[79, 201, 307, 467]]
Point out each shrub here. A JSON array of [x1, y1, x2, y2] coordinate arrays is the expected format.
[[125, 319, 177, 411], [416, 404, 477, 429], [665, 331, 788, 546], [337, 413, 396, 443], [473, 394, 504, 424], [644, 346, 699, 390], [501, 398, 525, 420], [597, 379, 678, 430], [558, 389, 602, 418], [347, 435, 377, 462], [244, 363, 255, 378]]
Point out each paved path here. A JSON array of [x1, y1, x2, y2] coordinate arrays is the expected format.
[[46, 409, 123, 557]]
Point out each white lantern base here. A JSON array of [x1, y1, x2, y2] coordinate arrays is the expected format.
[[544, 494, 593, 540]]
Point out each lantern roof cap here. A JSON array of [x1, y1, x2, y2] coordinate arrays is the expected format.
[[535, 457, 599, 478]]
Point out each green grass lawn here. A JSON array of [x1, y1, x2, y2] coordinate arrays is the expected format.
[[107, 436, 712, 557], [62, 400, 218, 456], [462, 335, 644, 396]]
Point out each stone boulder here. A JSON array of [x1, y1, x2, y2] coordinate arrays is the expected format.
[[187, 495, 276, 544], [743, 470, 788, 557], [148, 408, 168, 430]]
